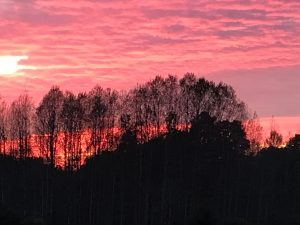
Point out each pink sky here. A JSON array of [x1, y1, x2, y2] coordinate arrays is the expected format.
[[0, 0, 300, 136]]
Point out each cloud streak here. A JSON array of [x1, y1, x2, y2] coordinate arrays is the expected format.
[[0, 0, 299, 121]]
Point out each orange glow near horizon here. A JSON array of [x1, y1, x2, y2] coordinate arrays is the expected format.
[[6, 128, 122, 168], [0, 118, 299, 168], [1, 124, 186, 168], [260, 116, 300, 141]]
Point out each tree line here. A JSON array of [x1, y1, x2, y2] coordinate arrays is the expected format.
[[2, 111, 300, 225], [0, 111, 252, 225], [1, 74, 300, 225], [0, 73, 248, 170]]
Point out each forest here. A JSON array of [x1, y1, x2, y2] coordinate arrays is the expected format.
[[0, 73, 298, 225], [0, 73, 248, 169]]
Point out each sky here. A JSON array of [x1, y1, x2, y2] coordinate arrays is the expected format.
[[0, 0, 300, 135]]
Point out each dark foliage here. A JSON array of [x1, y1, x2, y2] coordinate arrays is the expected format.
[[1, 74, 248, 170], [1, 112, 299, 225]]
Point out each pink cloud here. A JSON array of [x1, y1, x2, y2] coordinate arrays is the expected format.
[[0, 0, 298, 123]]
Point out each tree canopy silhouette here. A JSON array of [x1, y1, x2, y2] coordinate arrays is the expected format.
[[5, 74, 296, 225], [0, 73, 248, 169]]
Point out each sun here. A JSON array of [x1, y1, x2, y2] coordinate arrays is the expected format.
[[0, 56, 28, 75]]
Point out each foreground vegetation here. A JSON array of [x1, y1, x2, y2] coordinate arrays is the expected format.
[[1, 112, 300, 225]]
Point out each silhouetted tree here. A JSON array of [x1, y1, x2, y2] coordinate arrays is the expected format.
[[179, 73, 197, 129], [36, 86, 64, 167], [4, 74, 299, 225], [165, 111, 178, 133], [191, 77, 212, 118], [104, 88, 119, 150], [130, 85, 152, 142], [60, 92, 85, 170], [266, 130, 283, 148], [210, 82, 247, 121], [8, 94, 34, 158], [164, 75, 180, 122], [0, 98, 7, 155], [86, 86, 107, 155]]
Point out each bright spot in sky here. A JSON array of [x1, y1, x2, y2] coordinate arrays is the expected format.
[[0, 56, 28, 75]]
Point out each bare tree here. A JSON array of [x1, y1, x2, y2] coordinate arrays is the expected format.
[[190, 77, 212, 118], [129, 86, 151, 142], [210, 82, 247, 121], [266, 130, 283, 148], [8, 94, 34, 158], [87, 86, 107, 155], [0, 97, 8, 154], [60, 92, 85, 170], [164, 75, 180, 132], [87, 86, 120, 155], [36, 86, 64, 167], [104, 88, 119, 151], [179, 73, 197, 129]]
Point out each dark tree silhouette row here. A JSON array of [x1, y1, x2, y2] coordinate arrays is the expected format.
[[1, 111, 300, 225], [0, 73, 248, 170], [1, 74, 300, 225]]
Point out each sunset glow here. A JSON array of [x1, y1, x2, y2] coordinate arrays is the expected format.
[[0, 0, 300, 134], [0, 56, 27, 75], [1, 2, 300, 224]]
